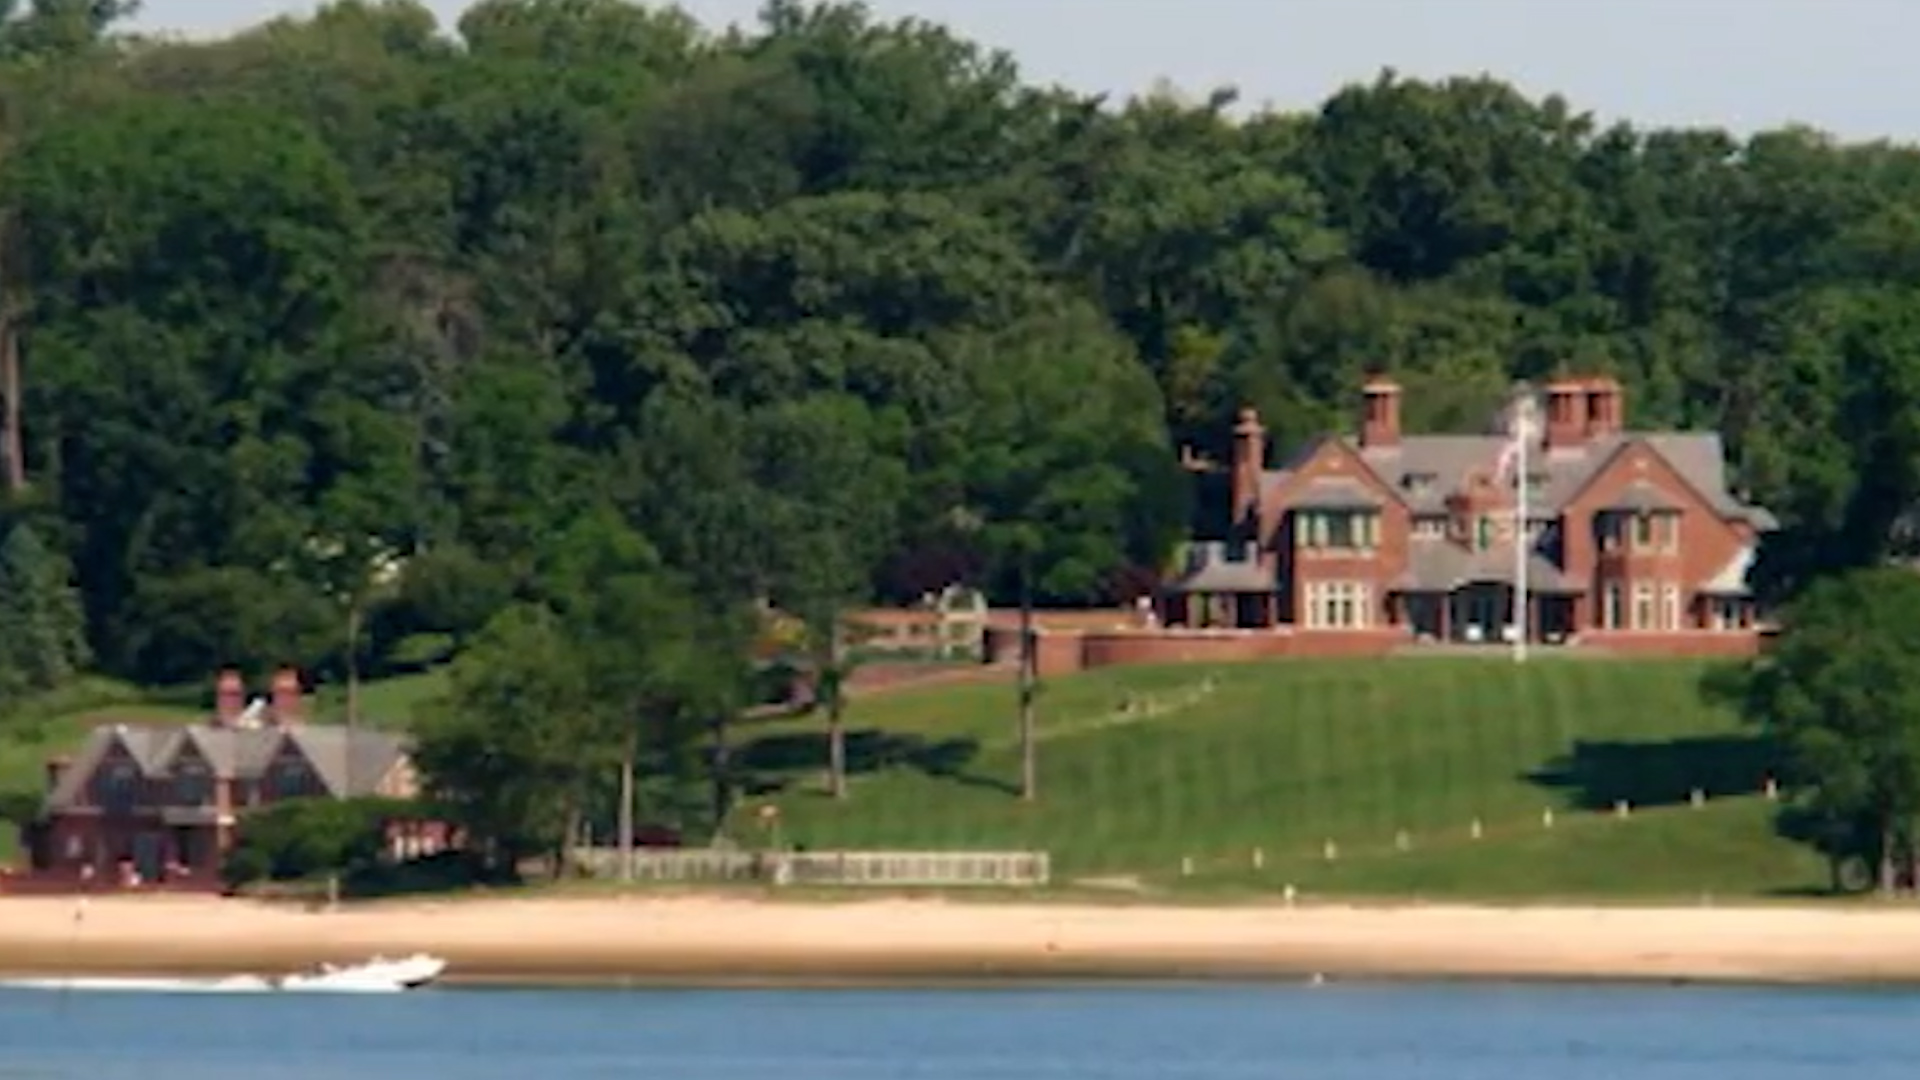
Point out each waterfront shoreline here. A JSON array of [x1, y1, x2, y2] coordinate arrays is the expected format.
[[4, 894, 1920, 987]]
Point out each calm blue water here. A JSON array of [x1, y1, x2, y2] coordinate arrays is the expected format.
[[0, 981, 1914, 1079]]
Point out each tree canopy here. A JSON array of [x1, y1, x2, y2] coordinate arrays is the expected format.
[[0, 4, 1913, 686], [1733, 568, 1920, 892]]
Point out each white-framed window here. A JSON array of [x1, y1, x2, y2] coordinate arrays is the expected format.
[[1413, 515, 1446, 539], [1660, 584, 1682, 631], [1602, 582, 1626, 629], [1305, 581, 1372, 629], [1632, 514, 1656, 549], [1600, 509, 1680, 554], [1632, 583, 1655, 630], [1296, 511, 1380, 552]]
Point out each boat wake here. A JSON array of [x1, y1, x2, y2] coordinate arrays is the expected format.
[[0, 975, 276, 994], [0, 953, 448, 995]]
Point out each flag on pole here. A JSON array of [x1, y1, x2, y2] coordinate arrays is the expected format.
[[1494, 429, 1523, 486], [1500, 391, 1535, 663], [1494, 394, 1533, 486]]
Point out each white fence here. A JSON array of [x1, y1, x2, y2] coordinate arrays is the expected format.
[[572, 848, 1050, 888]]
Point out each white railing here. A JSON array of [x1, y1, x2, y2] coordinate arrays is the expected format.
[[571, 848, 1050, 888]]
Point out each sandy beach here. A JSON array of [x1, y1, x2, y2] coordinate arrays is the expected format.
[[3, 894, 1920, 985]]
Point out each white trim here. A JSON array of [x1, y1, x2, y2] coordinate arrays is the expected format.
[[1304, 580, 1373, 629]]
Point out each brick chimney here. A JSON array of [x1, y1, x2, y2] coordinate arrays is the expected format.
[[1585, 376, 1624, 439], [270, 667, 303, 727], [1542, 379, 1590, 450], [1360, 376, 1402, 450], [44, 754, 70, 793], [1231, 406, 1266, 529], [214, 668, 245, 727]]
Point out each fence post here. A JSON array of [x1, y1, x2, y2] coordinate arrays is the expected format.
[[592, 849, 1051, 888]]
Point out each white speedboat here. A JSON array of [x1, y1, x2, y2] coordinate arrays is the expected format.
[[273, 953, 448, 993]]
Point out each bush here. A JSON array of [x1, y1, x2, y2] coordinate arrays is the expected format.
[[221, 796, 415, 888], [0, 788, 38, 827], [344, 849, 513, 897]]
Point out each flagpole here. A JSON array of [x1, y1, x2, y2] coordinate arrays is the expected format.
[[1513, 404, 1530, 664]]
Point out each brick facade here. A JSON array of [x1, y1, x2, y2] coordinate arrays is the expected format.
[[8, 668, 450, 892], [1148, 375, 1774, 660]]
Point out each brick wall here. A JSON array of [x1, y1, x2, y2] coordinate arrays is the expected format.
[[986, 622, 1765, 674], [1575, 629, 1763, 657]]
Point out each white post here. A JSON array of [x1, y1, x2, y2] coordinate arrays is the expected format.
[[1513, 401, 1530, 664]]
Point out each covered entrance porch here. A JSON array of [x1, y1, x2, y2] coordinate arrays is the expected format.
[[1161, 588, 1280, 629], [1397, 581, 1581, 646]]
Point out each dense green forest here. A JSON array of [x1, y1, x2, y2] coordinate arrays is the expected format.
[[0, 0, 1913, 695]]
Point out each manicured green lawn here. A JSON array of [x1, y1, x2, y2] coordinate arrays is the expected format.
[[1189, 796, 1827, 900], [728, 656, 1825, 899], [3, 655, 1827, 902]]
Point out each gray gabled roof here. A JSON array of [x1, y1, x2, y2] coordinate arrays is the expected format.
[[1175, 415, 1772, 603], [1164, 560, 1274, 593], [1290, 478, 1384, 511], [1269, 430, 1771, 526], [44, 727, 121, 810], [41, 722, 408, 813], [1163, 540, 1274, 594], [282, 726, 408, 797], [1601, 481, 1682, 513]]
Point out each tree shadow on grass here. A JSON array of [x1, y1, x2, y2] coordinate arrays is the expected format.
[[735, 729, 1016, 797], [1525, 734, 1781, 811]]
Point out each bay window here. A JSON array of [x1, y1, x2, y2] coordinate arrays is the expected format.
[[1305, 581, 1372, 629]]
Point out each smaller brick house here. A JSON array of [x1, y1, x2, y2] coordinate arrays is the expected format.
[[1159, 375, 1778, 654], [12, 668, 448, 891]]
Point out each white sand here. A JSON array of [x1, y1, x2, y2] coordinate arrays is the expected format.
[[4, 894, 1919, 983]]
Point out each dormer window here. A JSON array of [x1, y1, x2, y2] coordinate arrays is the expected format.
[[92, 761, 138, 814], [1596, 510, 1679, 554], [1402, 472, 1437, 492], [272, 758, 316, 799], [1296, 510, 1381, 552], [173, 763, 212, 806]]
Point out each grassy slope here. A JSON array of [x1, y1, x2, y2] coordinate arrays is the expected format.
[[3, 657, 1829, 901], [729, 657, 1828, 899]]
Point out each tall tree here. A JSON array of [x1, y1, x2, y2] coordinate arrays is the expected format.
[[1735, 568, 1920, 894], [533, 505, 741, 874], [752, 395, 903, 799], [412, 602, 598, 874], [0, 520, 86, 704]]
